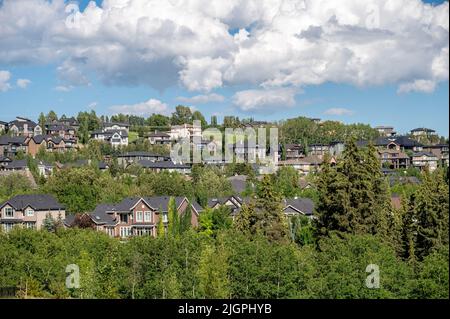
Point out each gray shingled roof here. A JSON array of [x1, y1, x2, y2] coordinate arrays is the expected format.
[[0, 159, 28, 170], [0, 194, 65, 211], [138, 160, 190, 169], [0, 135, 27, 145], [283, 198, 314, 215]]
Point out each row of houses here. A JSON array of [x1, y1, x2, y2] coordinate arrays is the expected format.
[[0, 193, 315, 238]]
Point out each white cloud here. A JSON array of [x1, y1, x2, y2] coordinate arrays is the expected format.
[[109, 98, 169, 116], [17, 79, 31, 89], [88, 102, 98, 109], [54, 85, 74, 92], [397, 79, 437, 94], [232, 88, 297, 113], [177, 93, 225, 104], [0, 0, 447, 98], [324, 108, 354, 116], [0, 70, 12, 92]]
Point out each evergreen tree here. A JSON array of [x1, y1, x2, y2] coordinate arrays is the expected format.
[[42, 213, 56, 232], [234, 201, 257, 235], [415, 168, 449, 260], [255, 175, 288, 242], [38, 112, 46, 131], [401, 194, 417, 263], [158, 207, 166, 238]]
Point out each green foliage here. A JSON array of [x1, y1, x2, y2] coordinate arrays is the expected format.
[[0, 173, 34, 202]]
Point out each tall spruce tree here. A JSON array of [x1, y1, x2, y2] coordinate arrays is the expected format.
[[415, 168, 449, 260], [255, 175, 288, 242]]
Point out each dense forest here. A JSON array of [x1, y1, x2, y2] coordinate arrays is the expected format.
[[0, 139, 448, 299]]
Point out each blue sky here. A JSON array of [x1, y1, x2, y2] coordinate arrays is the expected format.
[[0, 0, 448, 137]]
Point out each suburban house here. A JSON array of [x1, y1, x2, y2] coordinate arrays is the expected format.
[[137, 160, 192, 174], [0, 135, 28, 157], [8, 117, 42, 137], [233, 140, 267, 163], [65, 196, 201, 238], [0, 159, 28, 172], [375, 126, 396, 137], [309, 144, 330, 157], [423, 144, 449, 166], [58, 117, 79, 130], [329, 141, 345, 156], [117, 152, 170, 167], [37, 161, 54, 178], [277, 155, 325, 175], [0, 120, 7, 133], [207, 195, 314, 219], [91, 129, 129, 147], [45, 123, 77, 140], [410, 127, 437, 138], [373, 136, 424, 152], [103, 122, 130, 133], [148, 131, 171, 145], [0, 194, 65, 232], [170, 124, 202, 140], [411, 152, 438, 171], [283, 143, 304, 160], [378, 149, 411, 169], [26, 135, 74, 157]]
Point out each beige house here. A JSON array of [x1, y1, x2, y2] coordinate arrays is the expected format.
[[170, 124, 202, 140], [0, 194, 65, 232], [411, 152, 438, 171]]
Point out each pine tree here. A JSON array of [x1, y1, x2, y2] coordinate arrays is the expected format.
[[234, 200, 257, 235], [255, 175, 288, 242], [415, 168, 449, 259], [42, 213, 56, 232], [401, 194, 417, 263]]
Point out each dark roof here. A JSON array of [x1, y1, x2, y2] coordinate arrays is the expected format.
[[411, 127, 435, 133], [283, 198, 314, 215], [0, 194, 65, 211], [370, 136, 423, 148], [0, 159, 28, 170], [89, 196, 200, 223], [103, 122, 130, 127], [9, 119, 38, 129], [0, 135, 27, 145], [227, 175, 248, 194], [0, 156, 12, 163], [118, 151, 166, 158], [138, 160, 190, 169], [0, 120, 8, 125], [149, 131, 170, 138], [412, 152, 437, 157]]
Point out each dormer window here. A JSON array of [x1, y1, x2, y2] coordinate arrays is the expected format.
[[4, 207, 14, 218], [25, 209, 34, 217]]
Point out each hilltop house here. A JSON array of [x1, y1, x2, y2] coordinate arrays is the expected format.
[[170, 124, 202, 140], [277, 155, 325, 175], [45, 123, 77, 140], [283, 143, 304, 160], [207, 195, 314, 219], [0, 194, 65, 232], [148, 131, 171, 145], [91, 129, 128, 147], [0, 159, 28, 172], [0, 135, 28, 157], [26, 135, 75, 157], [378, 149, 411, 169], [375, 126, 396, 137], [410, 127, 437, 138], [233, 140, 267, 163], [411, 152, 438, 171], [8, 117, 42, 137], [103, 122, 130, 133], [65, 196, 201, 238], [117, 152, 170, 167], [137, 160, 192, 174], [423, 144, 449, 167]]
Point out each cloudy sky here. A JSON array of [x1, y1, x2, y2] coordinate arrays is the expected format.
[[0, 0, 448, 136]]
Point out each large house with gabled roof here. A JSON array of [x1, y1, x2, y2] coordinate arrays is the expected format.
[[65, 196, 202, 238], [0, 194, 65, 232], [8, 117, 42, 137]]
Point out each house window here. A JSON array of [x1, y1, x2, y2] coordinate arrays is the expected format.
[[120, 227, 131, 238], [120, 214, 128, 224], [144, 211, 152, 223], [162, 213, 168, 223], [3, 223, 14, 232], [25, 209, 34, 217], [106, 227, 115, 237], [24, 222, 35, 229], [136, 211, 143, 222], [4, 207, 14, 218]]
